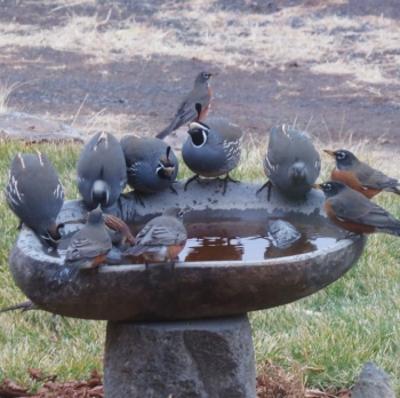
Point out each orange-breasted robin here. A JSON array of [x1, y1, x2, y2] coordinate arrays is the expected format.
[[258, 124, 321, 200], [324, 149, 400, 199], [5, 152, 64, 247], [317, 181, 400, 236], [65, 207, 113, 269], [156, 72, 213, 139], [77, 132, 127, 210], [124, 208, 187, 264]]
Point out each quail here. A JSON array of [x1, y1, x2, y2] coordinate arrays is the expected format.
[[258, 124, 320, 200], [182, 118, 243, 194], [65, 206, 113, 269], [317, 181, 400, 236], [77, 132, 127, 210], [156, 72, 213, 139], [5, 152, 64, 247], [120, 136, 179, 197], [124, 208, 187, 264], [324, 149, 400, 199]]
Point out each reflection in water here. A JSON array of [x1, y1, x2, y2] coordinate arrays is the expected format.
[[126, 210, 347, 264]]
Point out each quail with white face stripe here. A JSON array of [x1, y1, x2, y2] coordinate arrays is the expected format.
[[120, 136, 179, 199], [5, 152, 64, 247], [258, 124, 320, 200], [77, 132, 127, 210], [182, 117, 243, 194]]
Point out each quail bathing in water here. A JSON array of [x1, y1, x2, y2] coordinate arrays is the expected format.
[[182, 118, 243, 194], [77, 132, 127, 210], [259, 124, 320, 200], [65, 207, 113, 269], [120, 136, 178, 197], [5, 152, 64, 247], [324, 149, 400, 199], [317, 181, 400, 236], [124, 208, 187, 265], [156, 72, 213, 139]]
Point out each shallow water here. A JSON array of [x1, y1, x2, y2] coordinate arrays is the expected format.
[[129, 209, 347, 263]]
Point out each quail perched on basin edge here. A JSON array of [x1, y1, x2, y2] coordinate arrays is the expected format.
[[324, 149, 400, 199], [65, 206, 113, 269], [156, 72, 213, 139], [5, 152, 64, 247], [182, 118, 243, 194], [120, 136, 179, 196], [258, 124, 320, 200], [124, 208, 187, 264], [77, 132, 127, 210], [317, 181, 400, 236]]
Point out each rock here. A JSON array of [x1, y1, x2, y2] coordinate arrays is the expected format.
[[0, 112, 83, 143], [267, 219, 301, 249], [352, 362, 395, 398], [104, 315, 256, 398]]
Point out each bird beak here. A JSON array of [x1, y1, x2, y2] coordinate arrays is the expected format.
[[163, 166, 175, 178], [323, 149, 335, 157], [312, 183, 321, 190]]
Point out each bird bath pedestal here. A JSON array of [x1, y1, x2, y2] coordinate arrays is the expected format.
[[9, 183, 365, 398]]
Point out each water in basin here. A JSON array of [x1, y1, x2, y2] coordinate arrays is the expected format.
[[129, 209, 347, 263]]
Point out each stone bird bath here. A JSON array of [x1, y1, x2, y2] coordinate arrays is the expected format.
[[9, 182, 365, 397]]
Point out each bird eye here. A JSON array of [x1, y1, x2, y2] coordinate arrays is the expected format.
[[336, 151, 346, 160]]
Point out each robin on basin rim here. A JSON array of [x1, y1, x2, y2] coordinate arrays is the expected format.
[[5, 152, 64, 247], [120, 136, 179, 198], [124, 208, 187, 265], [156, 72, 213, 139], [77, 132, 127, 210], [182, 118, 243, 194], [258, 124, 321, 201], [324, 149, 400, 199], [316, 181, 400, 236], [65, 207, 113, 269]]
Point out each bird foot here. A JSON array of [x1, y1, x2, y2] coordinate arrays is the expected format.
[[219, 174, 240, 195], [184, 175, 200, 191], [256, 180, 273, 201], [134, 192, 146, 207], [169, 184, 178, 195]]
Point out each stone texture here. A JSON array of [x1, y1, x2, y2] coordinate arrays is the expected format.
[[352, 362, 395, 398], [104, 315, 256, 398], [0, 112, 83, 142]]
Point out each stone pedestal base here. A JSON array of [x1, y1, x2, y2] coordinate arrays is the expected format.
[[104, 315, 256, 398]]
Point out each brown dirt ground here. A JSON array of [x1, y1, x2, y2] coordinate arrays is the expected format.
[[0, 0, 399, 149]]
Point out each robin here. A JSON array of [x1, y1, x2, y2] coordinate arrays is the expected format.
[[124, 208, 187, 265], [103, 213, 135, 248], [5, 152, 64, 247], [120, 136, 179, 199], [65, 207, 113, 269], [258, 124, 320, 200], [156, 72, 213, 139], [77, 132, 127, 210], [324, 149, 400, 199], [316, 181, 400, 236], [182, 118, 243, 194]]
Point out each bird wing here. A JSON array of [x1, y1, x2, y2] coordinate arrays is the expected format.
[[66, 230, 111, 261], [355, 163, 399, 190], [330, 190, 399, 228]]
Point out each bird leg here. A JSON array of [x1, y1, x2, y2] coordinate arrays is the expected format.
[[256, 180, 273, 201], [133, 191, 146, 207], [169, 184, 178, 195], [219, 174, 240, 195], [184, 174, 200, 191]]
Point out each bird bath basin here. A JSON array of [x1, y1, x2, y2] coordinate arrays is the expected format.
[[9, 182, 365, 397]]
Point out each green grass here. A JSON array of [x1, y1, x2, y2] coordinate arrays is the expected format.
[[0, 140, 399, 393]]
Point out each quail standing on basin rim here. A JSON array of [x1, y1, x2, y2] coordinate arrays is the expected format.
[[124, 208, 187, 266], [258, 124, 321, 201], [5, 152, 64, 247], [65, 206, 113, 269], [324, 149, 400, 199], [120, 136, 179, 200], [182, 117, 243, 194], [316, 181, 400, 236], [156, 71, 213, 139], [77, 132, 127, 211]]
